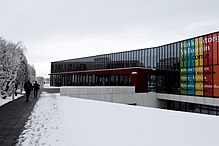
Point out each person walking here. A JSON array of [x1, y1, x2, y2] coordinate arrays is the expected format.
[[33, 81, 40, 98], [24, 80, 33, 102], [12, 83, 18, 100], [14, 83, 18, 96]]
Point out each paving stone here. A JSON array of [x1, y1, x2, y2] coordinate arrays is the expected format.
[[0, 139, 15, 146], [0, 91, 41, 146]]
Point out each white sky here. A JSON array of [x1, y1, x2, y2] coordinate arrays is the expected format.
[[0, 0, 219, 78]]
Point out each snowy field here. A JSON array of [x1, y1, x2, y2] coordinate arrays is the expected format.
[[16, 92, 219, 146]]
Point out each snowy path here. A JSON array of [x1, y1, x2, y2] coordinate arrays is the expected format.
[[16, 92, 61, 146], [16, 92, 219, 146]]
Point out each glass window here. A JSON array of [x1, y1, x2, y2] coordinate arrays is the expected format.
[[116, 53, 120, 68], [123, 52, 129, 67], [101, 55, 104, 69], [134, 50, 137, 61], [113, 53, 117, 68], [153, 48, 157, 68], [161, 46, 165, 70], [138, 50, 141, 66], [173, 43, 176, 70], [128, 51, 131, 67], [122, 52, 125, 67], [137, 50, 140, 67], [107, 54, 110, 69], [176, 42, 180, 70], [104, 54, 107, 69], [156, 48, 160, 69], [127, 51, 130, 67], [140, 50, 144, 67], [129, 51, 133, 67], [150, 49, 153, 68], [133, 50, 137, 67], [148, 49, 151, 68], [170, 44, 174, 70], [145, 49, 148, 68], [141, 49, 144, 67], [164, 45, 168, 70], [167, 45, 171, 70], [119, 53, 122, 67]]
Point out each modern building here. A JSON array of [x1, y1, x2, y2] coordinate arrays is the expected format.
[[50, 31, 219, 115]]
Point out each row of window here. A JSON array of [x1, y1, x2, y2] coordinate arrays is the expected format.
[[51, 42, 180, 73], [167, 100, 219, 116], [50, 72, 180, 94], [52, 32, 219, 73], [51, 74, 132, 86]]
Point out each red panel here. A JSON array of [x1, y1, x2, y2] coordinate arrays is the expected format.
[[214, 65, 219, 97], [203, 35, 208, 65], [204, 66, 213, 96], [208, 34, 213, 65], [213, 33, 217, 65], [131, 74, 137, 86], [203, 35, 213, 96], [136, 71, 148, 92]]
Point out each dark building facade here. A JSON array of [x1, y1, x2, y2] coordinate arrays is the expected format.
[[50, 31, 219, 98]]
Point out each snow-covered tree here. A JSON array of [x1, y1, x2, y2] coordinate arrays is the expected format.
[[27, 64, 36, 83], [36, 76, 45, 85], [0, 37, 35, 99]]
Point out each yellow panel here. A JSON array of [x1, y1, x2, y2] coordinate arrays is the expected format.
[[195, 67, 203, 95], [199, 37, 203, 66], [195, 38, 199, 66]]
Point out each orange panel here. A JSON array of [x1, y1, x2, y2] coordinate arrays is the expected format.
[[214, 65, 219, 97], [213, 33, 218, 64]]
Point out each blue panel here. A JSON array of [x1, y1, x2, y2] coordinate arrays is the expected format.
[[188, 67, 195, 95]]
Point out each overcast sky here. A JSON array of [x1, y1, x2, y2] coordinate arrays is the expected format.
[[0, 0, 219, 78]]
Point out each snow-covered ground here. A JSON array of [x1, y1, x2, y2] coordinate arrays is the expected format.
[[16, 92, 219, 146], [0, 92, 23, 106]]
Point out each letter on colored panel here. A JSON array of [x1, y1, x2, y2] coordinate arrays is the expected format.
[[213, 33, 218, 65]]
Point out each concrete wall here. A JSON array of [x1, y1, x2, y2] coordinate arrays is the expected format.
[[60, 86, 160, 108], [43, 87, 60, 93], [60, 86, 219, 108]]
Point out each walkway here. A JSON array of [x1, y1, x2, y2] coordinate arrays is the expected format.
[[0, 93, 39, 146]]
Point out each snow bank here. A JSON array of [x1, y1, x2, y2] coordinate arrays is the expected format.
[[16, 92, 219, 146], [0, 94, 23, 107]]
